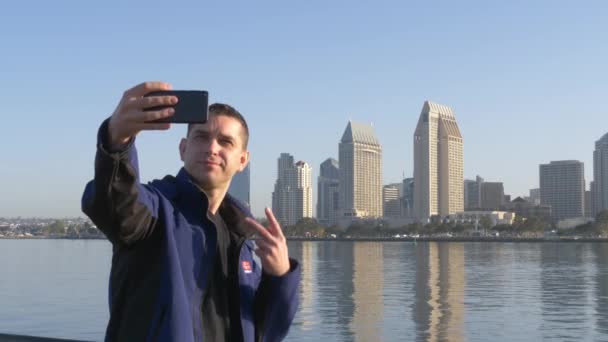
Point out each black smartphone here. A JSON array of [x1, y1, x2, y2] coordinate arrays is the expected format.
[[144, 90, 208, 124]]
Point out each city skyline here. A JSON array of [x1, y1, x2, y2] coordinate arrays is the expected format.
[[1, 1, 607, 218]]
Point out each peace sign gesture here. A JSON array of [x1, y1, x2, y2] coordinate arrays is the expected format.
[[245, 208, 290, 277]]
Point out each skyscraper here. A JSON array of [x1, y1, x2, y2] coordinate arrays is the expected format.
[[594, 133, 608, 216], [228, 164, 250, 207], [413, 101, 464, 220], [585, 190, 593, 218], [272, 153, 313, 227], [480, 182, 504, 210], [317, 158, 340, 226], [401, 177, 415, 218], [383, 184, 401, 218], [339, 121, 383, 219], [529, 188, 541, 206], [464, 175, 484, 210], [539, 160, 585, 221]]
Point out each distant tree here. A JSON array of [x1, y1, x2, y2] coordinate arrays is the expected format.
[[429, 215, 442, 225], [345, 221, 377, 237], [595, 210, 608, 236], [325, 225, 343, 237], [492, 224, 512, 233], [86, 227, 99, 236], [66, 226, 79, 237], [573, 223, 594, 236], [479, 216, 493, 232], [511, 216, 525, 231], [46, 220, 66, 235]]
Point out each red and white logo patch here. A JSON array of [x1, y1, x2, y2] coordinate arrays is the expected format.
[[242, 261, 252, 274]]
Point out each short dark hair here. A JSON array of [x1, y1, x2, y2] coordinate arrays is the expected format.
[[188, 103, 249, 149]]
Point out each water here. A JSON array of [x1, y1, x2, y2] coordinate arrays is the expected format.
[[1, 240, 608, 341]]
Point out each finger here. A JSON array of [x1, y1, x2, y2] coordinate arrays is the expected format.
[[123, 81, 172, 98], [131, 108, 175, 123], [254, 248, 270, 260], [245, 217, 275, 242], [127, 95, 178, 110], [264, 207, 283, 237], [137, 122, 171, 130], [255, 239, 272, 252]]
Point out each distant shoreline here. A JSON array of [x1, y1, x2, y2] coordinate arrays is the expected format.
[[286, 236, 608, 243], [0, 236, 106, 240], [2, 236, 608, 243]]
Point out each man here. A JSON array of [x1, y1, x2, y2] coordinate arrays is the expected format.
[[82, 81, 300, 342]]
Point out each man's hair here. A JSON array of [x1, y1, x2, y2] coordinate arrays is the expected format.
[[187, 103, 249, 149]]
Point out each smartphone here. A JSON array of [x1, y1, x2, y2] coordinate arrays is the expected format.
[[144, 90, 208, 124]]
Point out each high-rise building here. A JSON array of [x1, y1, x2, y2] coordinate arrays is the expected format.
[[413, 101, 464, 220], [228, 164, 250, 207], [272, 153, 313, 227], [594, 133, 608, 216], [383, 184, 401, 218], [339, 121, 383, 219], [585, 190, 593, 218], [464, 175, 484, 210], [591, 180, 597, 216], [480, 182, 504, 210], [317, 158, 340, 226], [401, 177, 415, 218], [529, 188, 541, 206], [539, 160, 585, 221]]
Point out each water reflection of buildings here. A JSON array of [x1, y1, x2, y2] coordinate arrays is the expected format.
[[413, 242, 465, 342], [539, 243, 590, 340], [299, 241, 316, 330], [350, 242, 384, 341], [593, 244, 608, 336], [317, 242, 355, 340]]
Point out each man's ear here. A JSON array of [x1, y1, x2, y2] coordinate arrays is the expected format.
[[179, 138, 187, 162], [239, 150, 250, 172]]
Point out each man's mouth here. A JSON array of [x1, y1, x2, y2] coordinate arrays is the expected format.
[[201, 160, 221, 167]]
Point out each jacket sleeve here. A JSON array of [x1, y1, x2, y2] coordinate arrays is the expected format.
[[255, 258, 301, 342], [81, 118, 160, 246]]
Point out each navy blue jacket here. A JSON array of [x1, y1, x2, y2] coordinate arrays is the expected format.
[[81, 120, 300, 341]]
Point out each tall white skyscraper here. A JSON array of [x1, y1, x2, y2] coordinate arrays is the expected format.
[[339, 121, 383, 218], [413, 101, 464, 221], [594, 133, 608, 216], [228, 164, 250, 208], [540, 160, 585, 221], [317, 158, 340, 226], [272, 153, 313, 227]]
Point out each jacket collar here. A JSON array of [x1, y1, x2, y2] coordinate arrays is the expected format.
[[175, 168, 255, 239]]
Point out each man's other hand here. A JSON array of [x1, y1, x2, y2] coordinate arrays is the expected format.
[[245, 208, 290, 277], [108, 81, 178, 149]]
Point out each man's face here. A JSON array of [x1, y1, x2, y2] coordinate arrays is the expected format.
[[179, 115, 249, 191]]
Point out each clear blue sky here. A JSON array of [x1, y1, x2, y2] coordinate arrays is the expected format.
[[1, 1, 607, 218]]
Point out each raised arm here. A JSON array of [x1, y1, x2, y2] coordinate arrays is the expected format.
[[81, 82, 178, 246]]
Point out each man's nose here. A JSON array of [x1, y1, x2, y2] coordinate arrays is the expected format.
[[206, 139, 220, 155]]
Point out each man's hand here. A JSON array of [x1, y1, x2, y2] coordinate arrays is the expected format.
[[107, 81, 178, 149], [245, 208, 291, 277]]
